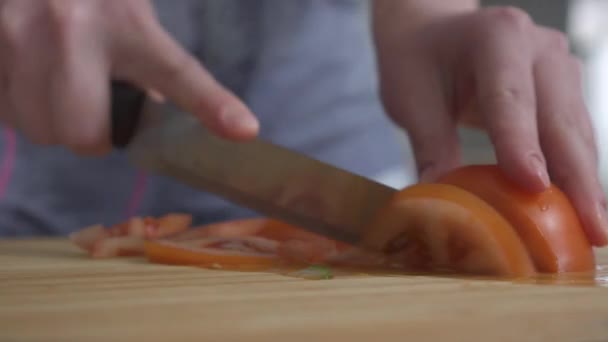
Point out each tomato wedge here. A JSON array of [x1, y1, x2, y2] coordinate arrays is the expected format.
[[439, 164, 595, 273], [361, 183, 536, 277]]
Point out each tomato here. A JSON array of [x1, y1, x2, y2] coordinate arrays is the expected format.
[[171, 218, 315, 242], [69, 224, 106, 253], [149, 218, 350, 267], [144, 237, 281, 270], [439, 164, 595, 273], [70, 213, 193, 258], [361, 183, 536, 277], [146, 213, 192, 238]]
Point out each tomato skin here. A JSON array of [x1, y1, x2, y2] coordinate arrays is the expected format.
[[439, 165, 596, 273], [361, 183, 536, 277], [143, 238, 280, 271]]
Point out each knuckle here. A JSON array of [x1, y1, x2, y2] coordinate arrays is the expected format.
[[109, 0, 157, 34], [484, 6, 533, 32], [124, 3, 155, 31], [47, 0, 89, 38], [157, 54, 198, 88], [543, 28, 570, 53], [481, 86, 534, 111], [582, 128, 598, 154], [565, 55, 583, 74], [0, 6, 27, 50]]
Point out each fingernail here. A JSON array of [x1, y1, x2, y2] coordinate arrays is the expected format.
[[220, 106, 259, 134], [530, 155, 551, 188], [594, 201, 608, 245]]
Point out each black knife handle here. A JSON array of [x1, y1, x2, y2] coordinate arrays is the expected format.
[[110, 81, 146, 148]]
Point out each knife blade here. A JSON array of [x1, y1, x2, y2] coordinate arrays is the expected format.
[[110, 81, 398, 244]]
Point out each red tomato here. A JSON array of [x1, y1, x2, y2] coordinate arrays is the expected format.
[[70, 213, 193, 258], [144, 237, 281, 271], [361, 183, 536, 277], [145, 218, 350, 269], [439, 164, 596, 273]]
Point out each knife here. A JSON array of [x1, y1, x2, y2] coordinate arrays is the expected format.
[[110, 81, 398, 244]]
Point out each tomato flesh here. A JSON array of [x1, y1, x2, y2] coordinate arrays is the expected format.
[[154, 218, 351, 267], [361, 183, 536, 277], [144, 237, 280, 271]]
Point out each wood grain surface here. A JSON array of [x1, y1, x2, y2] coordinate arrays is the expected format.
[[1, 238, 608, 342]]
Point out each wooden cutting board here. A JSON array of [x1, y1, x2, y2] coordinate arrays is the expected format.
[[1, 238, 608, 342]]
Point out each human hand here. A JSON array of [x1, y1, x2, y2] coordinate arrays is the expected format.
[[0, 0, 259, 155], [373, 6, 608, 246]]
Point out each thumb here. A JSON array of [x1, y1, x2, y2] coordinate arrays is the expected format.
[[114, 19, 259, 141], [381, 60, 461, 182]]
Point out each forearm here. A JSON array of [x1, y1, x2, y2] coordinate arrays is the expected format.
[[372, 0, 479, 44]]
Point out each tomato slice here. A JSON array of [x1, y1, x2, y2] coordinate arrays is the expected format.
[[70, 213, 193, 258], [361, 183, 536, 277], [144, 236, 281, 271], [146, 213, 192, 238], [438, 164, 596, 273], [175, 218, 342, 243], [152, 218, 352, 267]]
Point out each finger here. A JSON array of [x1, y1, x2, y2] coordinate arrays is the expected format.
[[0, 2, 21, 129], [535, 52, 608, 247], [380, 57, 461, 182], [113, 19, 258, 141], [2, 12, 56, 145], [473, 15, 549, 193], [49, 20, 111, 156]]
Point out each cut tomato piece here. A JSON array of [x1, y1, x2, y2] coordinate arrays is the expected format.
[[69, 224, 106, 253], [91, 236, 145, 258], [176, 218, 344, 244], [361, 183, 536, 277], [162, 218, 350, 266], [439, 164, 596, 273], [146, 213, 192, 238], [70, 213, 193, 258], [144, 237, 281, 270]]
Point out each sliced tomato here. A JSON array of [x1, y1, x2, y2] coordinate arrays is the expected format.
[[69, 224, 107, 253], [145, 213, 192, 238], [361, 183, 536, 277], [70, 213, 193, 258], [91, 236, 145, 258], [151, 218, 352, 267], [144, 236, 281, 270], [176, 218, 344, 244], [439, 164, 595, 273]]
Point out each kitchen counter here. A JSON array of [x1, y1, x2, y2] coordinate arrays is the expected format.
[[1, 238, 608, 342]]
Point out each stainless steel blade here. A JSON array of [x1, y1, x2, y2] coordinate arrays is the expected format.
[[125, 103, 397, 244]]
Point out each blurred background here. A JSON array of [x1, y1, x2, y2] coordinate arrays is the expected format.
[[454, 0, 608, 191]]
